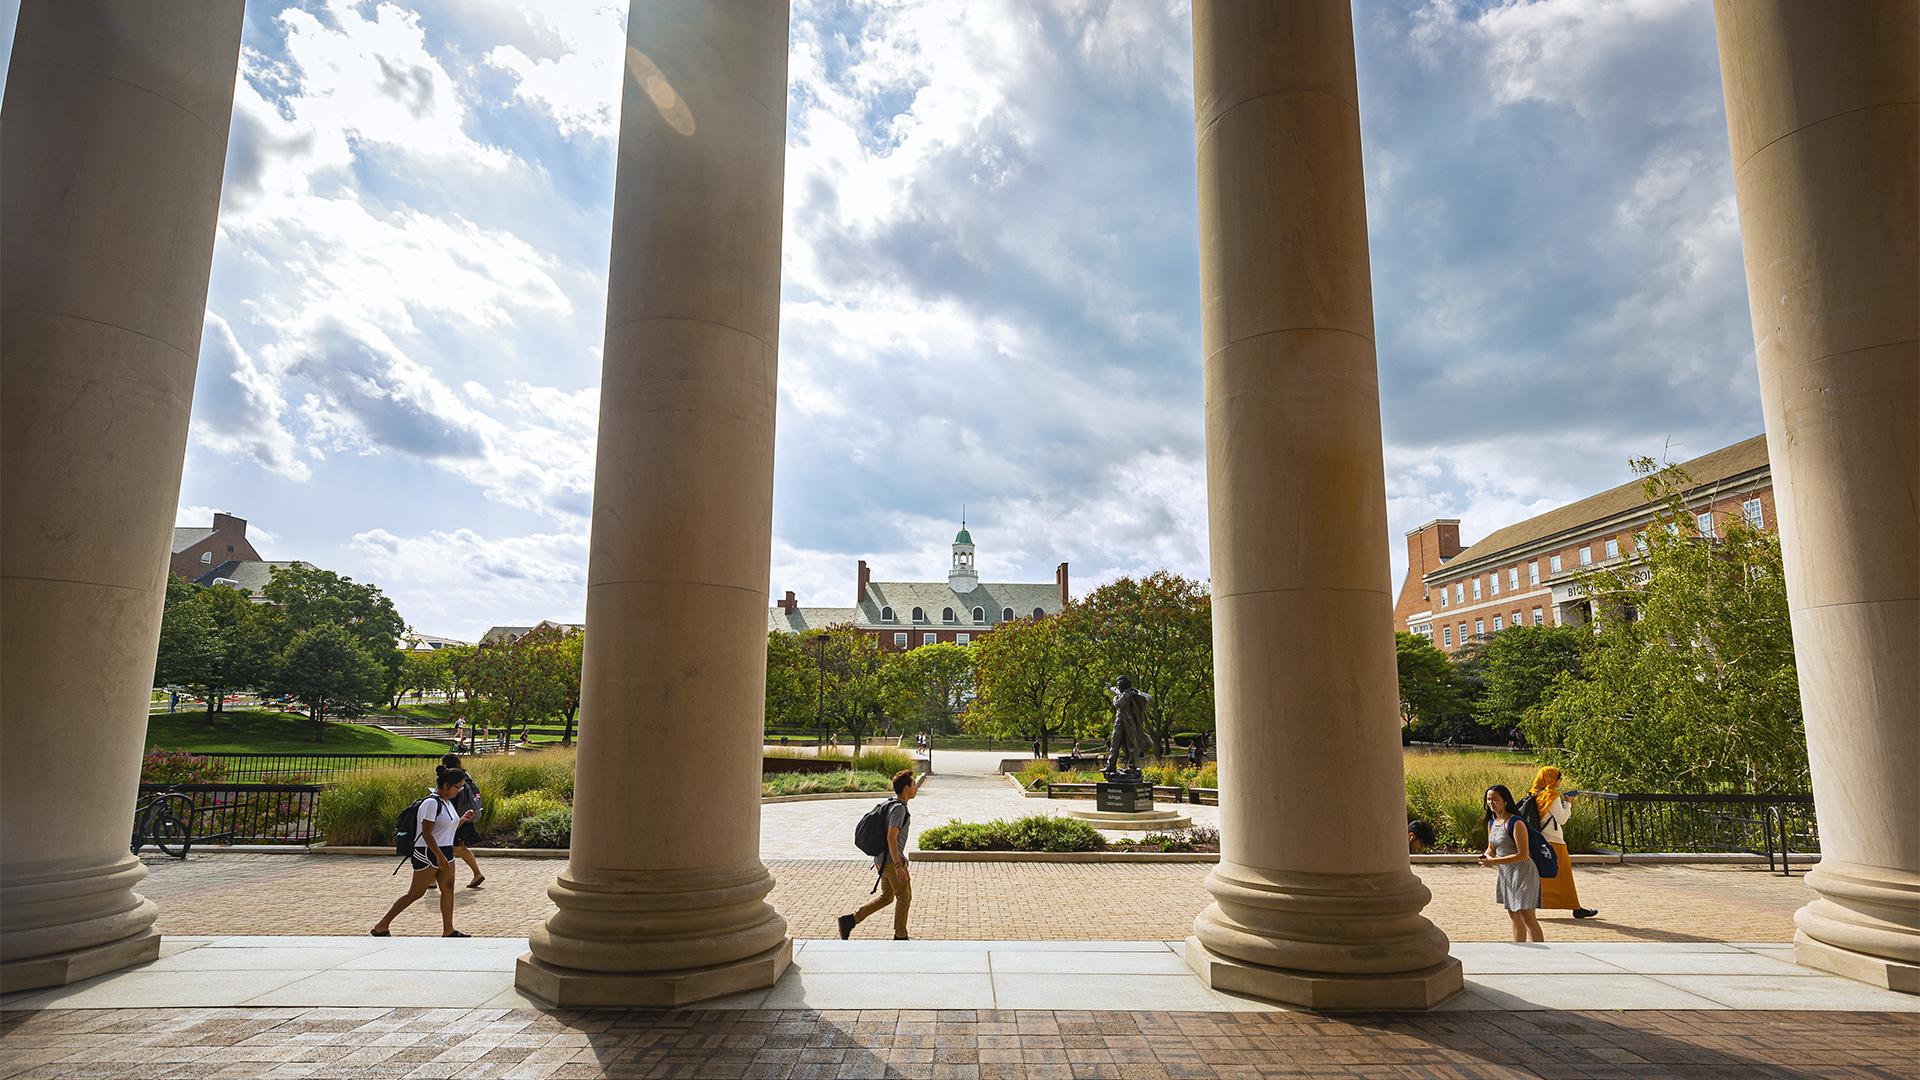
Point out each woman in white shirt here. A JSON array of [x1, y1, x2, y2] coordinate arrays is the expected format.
[[1529, 767, 1599, 920], [371, 769, 476, 937]]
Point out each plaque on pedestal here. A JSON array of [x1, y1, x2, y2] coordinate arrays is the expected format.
[[1096, 781, 1153, 814]]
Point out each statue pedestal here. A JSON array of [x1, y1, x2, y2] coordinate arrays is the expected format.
[[1096, 781, 1153, 814]]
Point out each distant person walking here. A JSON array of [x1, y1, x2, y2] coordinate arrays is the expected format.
[[1480, 784, 1543, 942], [371, 768, 474, 938], [1527, 767, 1597, 919], [1032, 737, 1042, 759], [439, 754, 486, 889], [838, 770, 918, 941]]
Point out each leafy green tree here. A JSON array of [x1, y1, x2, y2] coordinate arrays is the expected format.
[[1394, 631, 1469, 739], [393, 646, 452, 709], [764, 630, 817, 734], [258, 563, 407, 700], [462, 625, 569, 747], [549, 630, 584, 745], [154, 577, 269, 724], [966, 611, 1091, 756], [273, 624, 389, 741], [814, 625, 883, 754], [879, 642, 975, 736], [1474, 624, 1588, 737], [1072, 572, 1213, 756], [1527, 459, 1805, 792]]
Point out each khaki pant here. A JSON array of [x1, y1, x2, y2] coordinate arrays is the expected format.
[[853, 862, 912, 938]]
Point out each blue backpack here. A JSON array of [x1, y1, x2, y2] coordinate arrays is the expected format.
[[1511, 798, 1559, 879]]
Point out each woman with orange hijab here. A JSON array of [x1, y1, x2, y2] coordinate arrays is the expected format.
[[1528, 766, 1599, 920]]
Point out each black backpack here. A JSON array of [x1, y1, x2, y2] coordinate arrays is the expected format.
[[393, 795, 447, 858], [1509, 797, 1559, 879], [854, 797, 906, 857]]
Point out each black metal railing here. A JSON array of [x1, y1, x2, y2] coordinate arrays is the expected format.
[[1584, 792, 1818, 875], [185, 752, 444, 783], [134, 783, 323, 845]]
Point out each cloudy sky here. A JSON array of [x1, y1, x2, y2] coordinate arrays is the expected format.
[[1, 0, 1764, 641]]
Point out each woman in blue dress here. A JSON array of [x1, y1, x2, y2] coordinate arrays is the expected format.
[[1479, 784, 1543, 942]]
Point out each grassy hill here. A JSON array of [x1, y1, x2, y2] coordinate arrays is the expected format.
[[146, 709, 449, 755]]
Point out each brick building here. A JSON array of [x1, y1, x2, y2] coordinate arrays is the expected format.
[[770, 524, 1069, 650], [169, 512, 260, 579], [1395, 434, 1775, 653]]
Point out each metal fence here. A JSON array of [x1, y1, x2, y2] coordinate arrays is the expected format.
[[191, 752, 444, 783], [135, 783, 324, 845], [1583, 792, 1818, 875]]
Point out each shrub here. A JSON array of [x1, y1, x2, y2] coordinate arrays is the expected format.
[[140, 750, 227, 785], [487, 790, 566, 837], [314, 765, 425, 846], [918, 815, 1108, 853], [1017, 759, 1055, 789], [517, 807, 572, 848], [762, 770, 892, 797], [469, 750, 573, 801], [853, 748, 915, 776]]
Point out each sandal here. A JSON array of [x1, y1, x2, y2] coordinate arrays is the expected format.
[[466, 875, 486, 889], [443, 930, 470, 938]]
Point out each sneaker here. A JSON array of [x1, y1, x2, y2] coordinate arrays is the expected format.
[[1572, 908, 1600, 919], [837, 914, 855, 941]]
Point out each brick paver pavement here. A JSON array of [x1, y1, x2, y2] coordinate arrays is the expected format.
[[3, 1003, 1915, 1079], [141, 854, 1808, 943]]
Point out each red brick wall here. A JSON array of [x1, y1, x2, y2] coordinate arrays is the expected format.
[[1393, 520, 1460, 633], [170, 513, 260, 580]]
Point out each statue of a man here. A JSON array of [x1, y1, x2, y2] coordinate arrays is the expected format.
[[1103, 676, 1155, 780]]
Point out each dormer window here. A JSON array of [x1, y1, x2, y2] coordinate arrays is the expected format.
[[972, 606, 985, 623], [1002, 607, 1014, 622], [911, 607, 925, 623], [880, 606, 894, 622], [942, 607, 956, 623]]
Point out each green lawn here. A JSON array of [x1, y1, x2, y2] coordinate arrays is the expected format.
[[145, 709, 449, 754]]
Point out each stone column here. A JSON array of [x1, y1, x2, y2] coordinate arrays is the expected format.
[[0, 2, 244, 994], [1713, 2, 1919, 994], [515, 0, 792, 1007], [1185, 1, 1460, 1009]]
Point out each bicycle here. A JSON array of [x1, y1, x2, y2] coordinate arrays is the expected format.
[[130, 790, 196, 858]]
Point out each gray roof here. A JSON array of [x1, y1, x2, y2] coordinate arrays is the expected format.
[[767, 607, 860, 633], [480, 622, 584, 644], [858, 581, 1061, 628], [172, 527, 215, 553], [194, 560, 306, 596]]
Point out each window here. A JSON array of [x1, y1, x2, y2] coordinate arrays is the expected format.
[[1413, 622, 1431, 638], [1513, 611, 1522, 627], [972, 606, 985, 623], [1579, 546, 1592, 566], [1002, 607, 1015, 621], [1454, 583, 1464, 603], [942, 607, 956, 623], [1442, 626, 1453, 647], [956, 633, 970, 645], [199, 551, 213, 564], [1459, 622, 1467, 642], [1697, 512, 1715, 537], [880, 606, 894, 622], [1490, 573, 1499, 596], [922, 633, 936, 645], [1549, 554, 1563, 574], [1508, 567, 1519, 590], [1471, 578, 1481, 599], [1474, 619, 1484, 638], [1492, 615, 1503, 632], [1439, 589, 1449, 609], [911, 607, 925, 622], [1636, 533, 1650, 554], [1528, 562, 1540, 585], [1744, 498, 1765, 529], [893, 632, 907, 647], [1532, 606, 1544, 626], [1032, 607, 1046, 619]]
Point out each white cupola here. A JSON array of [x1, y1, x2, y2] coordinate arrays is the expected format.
[[949, 519, 978, 592]]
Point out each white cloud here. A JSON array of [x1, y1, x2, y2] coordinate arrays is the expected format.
[[350, 526, 588, 639], [482, 2, 626, 140]]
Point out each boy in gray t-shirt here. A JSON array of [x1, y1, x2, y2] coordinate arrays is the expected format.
[[839, 771, 918, 940]]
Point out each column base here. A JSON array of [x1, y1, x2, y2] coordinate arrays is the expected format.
[[1796, 931, 1920, 994], [0, 928, 160, 995], [515, 938, 791, 1007], [1186, 936, 1461, 1010]]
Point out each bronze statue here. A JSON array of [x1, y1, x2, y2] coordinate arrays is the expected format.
[[1103, 676, 1155, 781]]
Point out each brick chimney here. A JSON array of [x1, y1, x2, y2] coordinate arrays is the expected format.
[[212, 512, 247, 538], [856, 559, 871, 606], [1056, 562, 1070, 607], [777, 590, 797, 612], [1393, 520, 1462, 631]]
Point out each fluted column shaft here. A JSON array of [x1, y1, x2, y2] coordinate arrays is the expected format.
[[1184, 1, 1459, 1010], [0, 1, 243, 993], [1713, 1, 1919, 994], [515, 0, 793, 1008]]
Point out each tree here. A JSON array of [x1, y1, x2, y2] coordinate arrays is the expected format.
[[764, 630, 816, 734], [273, 624, 389, 741], [154, 577, 268, 724], [1474, 624, 1588, 737], [1526, 458, 1805, 792], [1394, 631, 1471, 741], [879, 642, 974, 736], [393, 647, 452, 709], [1072, 572, 1214, 756], [966, 612, 1091, 756], [461, 627, 569, 748], [814, 626, 883, 754], [549, 630, 584, 746], [258, 563, 407, 702]]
